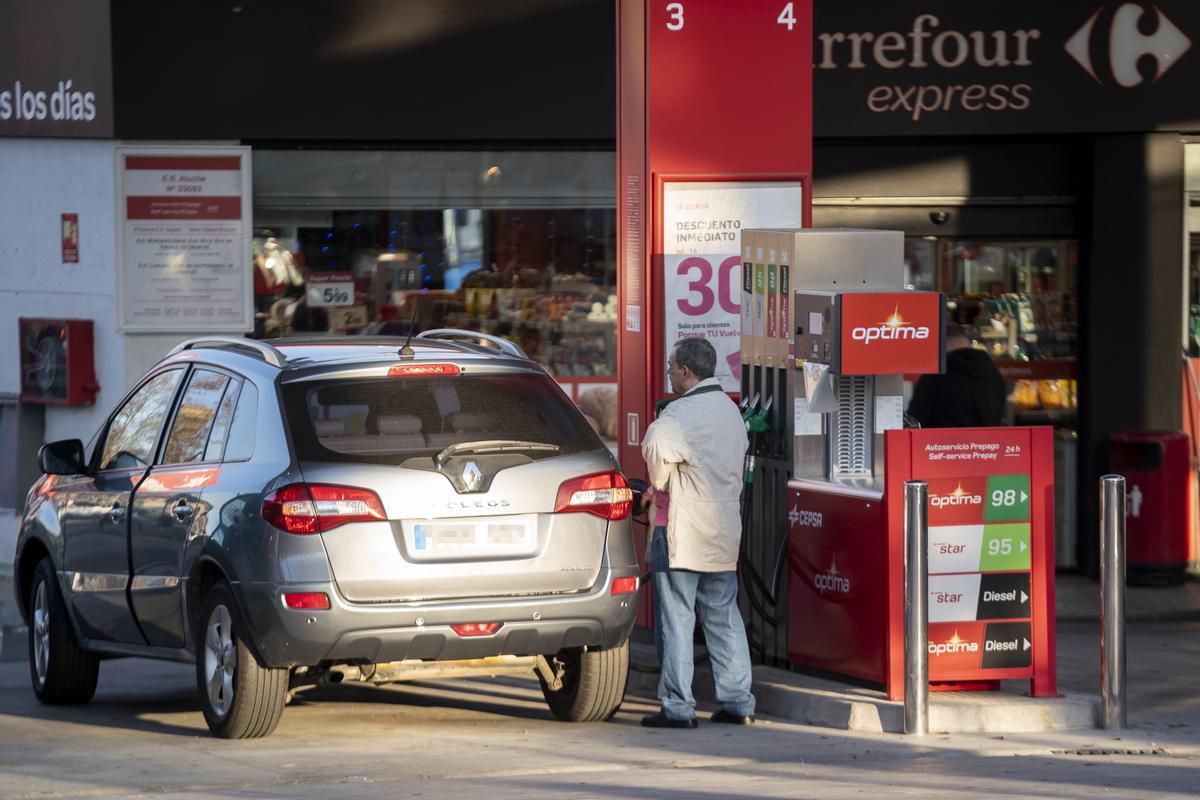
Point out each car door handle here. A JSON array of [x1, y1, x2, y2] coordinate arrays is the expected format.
[[171, 500, 194, 521], [109, 503, 126, 523]]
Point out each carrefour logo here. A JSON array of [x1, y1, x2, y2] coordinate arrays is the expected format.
[[1066, 4, 1191, 88], [850, 306, 931, 345], [930, 483, 983, 509]]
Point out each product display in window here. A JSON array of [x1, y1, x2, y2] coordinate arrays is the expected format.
[[251, 208, 619, 446], [907, 237, 1079, 427]]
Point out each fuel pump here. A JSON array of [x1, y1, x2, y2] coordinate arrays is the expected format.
[[737, 227, 944, 666]]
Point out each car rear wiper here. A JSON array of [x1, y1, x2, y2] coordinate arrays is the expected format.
[[434, 440, 560, 467]]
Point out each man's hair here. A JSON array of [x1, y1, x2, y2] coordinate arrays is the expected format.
[[946, 322, 969, 341], [673, 337, 716, 379]]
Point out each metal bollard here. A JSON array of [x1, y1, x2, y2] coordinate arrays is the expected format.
[[904, 480, 929, 735], [1100, 474, 1127, 729]]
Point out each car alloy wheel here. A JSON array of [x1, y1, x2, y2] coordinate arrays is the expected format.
[[203, 604, 237, 717], [31, 580, 50, 688]]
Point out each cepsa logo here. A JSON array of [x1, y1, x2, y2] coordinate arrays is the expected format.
[[850, 305, 932, 345], [930, 483, 983, 509], [840, 292, 942, 376]]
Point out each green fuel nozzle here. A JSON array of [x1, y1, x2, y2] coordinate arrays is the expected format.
[[743, 395, 773, 485]]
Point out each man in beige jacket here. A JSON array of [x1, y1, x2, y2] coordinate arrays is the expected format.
[[640, 337, 755, 728]]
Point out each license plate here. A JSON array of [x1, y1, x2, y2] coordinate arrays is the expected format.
[[409, 516, 536, 559]]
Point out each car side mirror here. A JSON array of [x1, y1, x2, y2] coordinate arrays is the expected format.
[[39, 439, 86, 475]]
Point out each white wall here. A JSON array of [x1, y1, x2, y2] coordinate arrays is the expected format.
[[0, 138, 123, 443], [0, 140, 231, 643], [0, 140, 210, 446]]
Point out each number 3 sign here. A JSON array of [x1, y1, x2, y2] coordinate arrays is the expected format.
[[664, 253, 742, 391]]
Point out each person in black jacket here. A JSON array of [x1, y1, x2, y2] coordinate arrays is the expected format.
[[907, 322, 1007, 428]]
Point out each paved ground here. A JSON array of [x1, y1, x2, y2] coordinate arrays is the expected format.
[[0, 623, 1198, 800]]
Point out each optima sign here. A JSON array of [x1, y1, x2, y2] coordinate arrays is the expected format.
[[814, 0, 1200, 136], [838, 291, 945, 376]]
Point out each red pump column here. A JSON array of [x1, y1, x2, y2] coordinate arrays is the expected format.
[[617, 2, 813, 602]]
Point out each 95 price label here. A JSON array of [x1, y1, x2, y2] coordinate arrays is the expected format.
[[979, 523, 1031, 572], [984, 474, 1031, 523]]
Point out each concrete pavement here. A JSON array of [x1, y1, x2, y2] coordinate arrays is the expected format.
[[0, 622, 1197, 799]]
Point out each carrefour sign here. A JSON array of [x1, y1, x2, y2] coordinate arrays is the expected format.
[[814, 0, 1200, 136]]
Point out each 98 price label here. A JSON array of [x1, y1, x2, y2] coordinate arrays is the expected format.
[[984, 474, 1031, 523]]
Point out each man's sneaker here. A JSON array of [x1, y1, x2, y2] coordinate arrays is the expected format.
[[710, 709, 754, 725], [641, 712, 698, 729]]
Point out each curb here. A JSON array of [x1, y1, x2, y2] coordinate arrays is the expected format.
[[628, 647, 1099, 734]]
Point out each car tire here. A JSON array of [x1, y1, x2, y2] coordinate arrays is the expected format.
[[28, 558, 99, 705], [538, 640, 629, 722], [195, 581, 287, 739]]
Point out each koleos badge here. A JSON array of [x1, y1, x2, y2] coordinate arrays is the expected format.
[[462, 461, 483, 492]]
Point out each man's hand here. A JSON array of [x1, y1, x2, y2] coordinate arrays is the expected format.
[[638, 486, 654, 515]]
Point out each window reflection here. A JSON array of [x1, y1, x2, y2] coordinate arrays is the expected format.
[[101, 370, 183, 470]]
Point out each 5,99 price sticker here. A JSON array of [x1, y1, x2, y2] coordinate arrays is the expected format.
[[307, 271, 356, 308]]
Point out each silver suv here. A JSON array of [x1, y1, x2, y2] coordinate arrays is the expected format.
[[14, 331, 639, 738]]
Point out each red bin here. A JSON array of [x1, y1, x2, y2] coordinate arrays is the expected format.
[[1109, 431, 1191, 585]]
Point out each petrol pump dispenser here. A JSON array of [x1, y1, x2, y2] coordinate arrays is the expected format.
[[741, 228, 1059, 701]]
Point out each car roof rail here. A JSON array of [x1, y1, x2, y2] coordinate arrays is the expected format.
[[168, 336, 288, 368], [416, 329, 528, 359]]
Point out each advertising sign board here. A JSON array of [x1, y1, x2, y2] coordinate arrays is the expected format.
[[887, 426, 1056, 696], [661, 182, 803, 392], [813, 0, 1200, 136], [0, 0, 113, 138], [838, 291, 945, 375], [116, 147, 253, 333], [785, 426, 1055, 699]]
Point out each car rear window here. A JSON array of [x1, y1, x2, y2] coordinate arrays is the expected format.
[[282, 371, 604, 465]]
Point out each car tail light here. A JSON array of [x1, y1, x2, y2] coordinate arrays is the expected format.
[[554, 471, 633, 521], [451, 622, 501, 637], [262, 483, 386, 534], [611, 576, 638, 595], [283, 592, 331, 610], [388, 363, 461, 377]]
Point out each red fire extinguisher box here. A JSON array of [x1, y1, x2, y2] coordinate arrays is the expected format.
[[18, 318, 99, 405], [787, 426, 1057, 700], [1110, 431, 1190, 585]]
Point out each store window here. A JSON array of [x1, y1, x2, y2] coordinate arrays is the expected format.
[[907, 237, 1079, 427], [251, 150, 619, 447], [1188, 197, 1200, 355]]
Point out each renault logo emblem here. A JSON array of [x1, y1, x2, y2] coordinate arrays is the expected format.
[[462, 461, 483, 491]]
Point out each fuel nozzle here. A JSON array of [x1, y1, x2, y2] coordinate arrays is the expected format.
[[743, 395, 773, 485]]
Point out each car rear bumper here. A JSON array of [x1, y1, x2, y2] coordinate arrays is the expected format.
[[235, 568, 640, 668]]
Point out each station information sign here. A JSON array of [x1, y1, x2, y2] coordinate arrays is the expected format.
[[116, 146, 253, 333], [886, 427, 1057, 696]]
